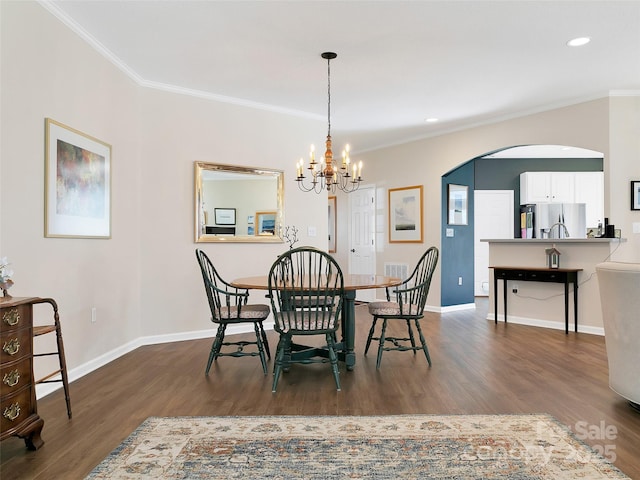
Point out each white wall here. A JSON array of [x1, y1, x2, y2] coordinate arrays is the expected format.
[[136, 89, 327, 337], [0, 2, 326, 383], [1, 1, 143, 376], [608, 95, 640, 262]]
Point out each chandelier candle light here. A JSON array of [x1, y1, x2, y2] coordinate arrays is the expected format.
[[296, 52, 363, 194]]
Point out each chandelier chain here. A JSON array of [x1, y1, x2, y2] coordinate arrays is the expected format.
[[327, 56, 331, 138]]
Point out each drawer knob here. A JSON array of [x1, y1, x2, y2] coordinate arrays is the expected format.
[[2, 308, 20, 327], [3, 403, 21, 422], [3, 369, 20, 387], [2, 338, 20, 356]]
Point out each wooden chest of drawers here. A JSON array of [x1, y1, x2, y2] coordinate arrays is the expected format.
[[1, 297, 44, 450]]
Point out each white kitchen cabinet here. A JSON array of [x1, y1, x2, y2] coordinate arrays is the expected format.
[[520, 172, 575, 204], [574, 171, 604, 228], [520, 171, 604, 231]]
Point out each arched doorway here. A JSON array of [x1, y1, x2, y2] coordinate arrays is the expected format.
[[441, 144, 604, 308]]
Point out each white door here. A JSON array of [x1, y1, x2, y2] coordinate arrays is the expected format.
[[349, 186, 376, 301], [474, 190, 514, 296]]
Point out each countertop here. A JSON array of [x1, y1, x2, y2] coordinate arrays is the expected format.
[[480, 238, 624, 243]]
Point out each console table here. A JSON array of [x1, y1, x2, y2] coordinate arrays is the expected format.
[[491, 267, 582, 334]]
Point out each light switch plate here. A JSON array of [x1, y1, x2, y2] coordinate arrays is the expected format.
[[308, 226, 317, 237], [633, 222, 640, 234], [446, 228, 454, 237]]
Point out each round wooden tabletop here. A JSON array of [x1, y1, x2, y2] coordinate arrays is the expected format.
[[231, 274, 401, 291]]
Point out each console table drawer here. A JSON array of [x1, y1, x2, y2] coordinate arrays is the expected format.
[[526, 271, 568, 282], [495, 270, 526, 280], [1, 327, 31, 363], [0, 386, 34, 434], [1, 357, 32, 392]]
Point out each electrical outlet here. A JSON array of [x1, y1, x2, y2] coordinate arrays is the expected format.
[[91, 307, 97, 323]]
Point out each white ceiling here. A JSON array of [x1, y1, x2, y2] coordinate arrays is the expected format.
[[42, 0, 640, 153]]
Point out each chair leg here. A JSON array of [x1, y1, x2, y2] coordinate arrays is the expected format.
[[253, 323, 268, 375], [376, 319, 388, 369], [414, 319, 432, 367], [272, 336, 288, 392], [205, 324, 226, 375], [364, 317, 378, 355], [406, 319, 417, 355], [259, 322, 271, 360], [326, 333, 341, 391]]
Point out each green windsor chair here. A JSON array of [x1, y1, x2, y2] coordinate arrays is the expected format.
[[268, 246, 344, 392], [365, 246, 439, 369], [195, 249, 271, 375]]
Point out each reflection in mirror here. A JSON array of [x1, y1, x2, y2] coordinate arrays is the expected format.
[[194, 162, 284, 243]]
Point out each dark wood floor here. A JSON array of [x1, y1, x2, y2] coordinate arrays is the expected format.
[[2, 299, 639, 479]]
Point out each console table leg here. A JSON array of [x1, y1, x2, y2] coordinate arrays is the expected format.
[[494, 275, 498, 324], [503, 279, 508, 324], [564, 281, 569, 334], [574, 281, 579, 333]]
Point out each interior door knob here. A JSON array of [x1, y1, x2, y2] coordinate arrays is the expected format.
[[350, 249, 355, 253]]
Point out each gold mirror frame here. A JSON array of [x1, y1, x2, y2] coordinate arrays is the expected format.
[[194, 161, 284, 243]]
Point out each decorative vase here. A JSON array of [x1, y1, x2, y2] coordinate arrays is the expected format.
[[1, 279, 13, 297]]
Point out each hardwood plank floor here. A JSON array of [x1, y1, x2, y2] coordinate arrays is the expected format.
[[2, 299, 639, 479]]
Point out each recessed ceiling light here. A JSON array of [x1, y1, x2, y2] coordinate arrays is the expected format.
[[567, 37, 591, 47], [425, 118, 439, 123]]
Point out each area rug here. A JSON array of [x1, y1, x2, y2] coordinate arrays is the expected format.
[[86, 414, 629, 479]]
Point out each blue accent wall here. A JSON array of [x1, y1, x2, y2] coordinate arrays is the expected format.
[[441, 162, 475, 307]]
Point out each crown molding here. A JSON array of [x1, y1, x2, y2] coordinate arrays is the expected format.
[[37, 0, 324, 121]]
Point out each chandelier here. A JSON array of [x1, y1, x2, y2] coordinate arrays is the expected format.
[[296, 52, 363, 194]]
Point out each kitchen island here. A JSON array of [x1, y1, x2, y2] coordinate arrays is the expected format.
[[481, 238, 624, 333]]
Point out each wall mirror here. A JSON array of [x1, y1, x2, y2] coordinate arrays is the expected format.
[[194, 161, 284, 243]]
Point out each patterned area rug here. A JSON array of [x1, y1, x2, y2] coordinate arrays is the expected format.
[[86, 414, 629, 479]]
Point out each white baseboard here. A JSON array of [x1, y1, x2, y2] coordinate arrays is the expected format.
[[437, 303, 476, 313], [36, 321, 275, 399], [486, 313, 604, 336]]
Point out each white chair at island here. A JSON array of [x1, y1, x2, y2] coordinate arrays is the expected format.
[[596, 261, 640, 410]]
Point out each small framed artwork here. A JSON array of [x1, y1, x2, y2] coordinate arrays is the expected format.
[[247, 215, 255, 235], [388, 185, 423, 243], [447, 184, 468, 225], [45, 118, 111, 238], [631, 181, 640, 210], [256, 211, 276, 235], [214, 208, 236, 225], [328, 196, 337, 253]]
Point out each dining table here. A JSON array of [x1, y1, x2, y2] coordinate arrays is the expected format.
[[231, 274, 401, 370]]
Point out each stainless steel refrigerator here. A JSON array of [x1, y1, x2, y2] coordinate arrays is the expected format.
[[534, 203, 587, 239]]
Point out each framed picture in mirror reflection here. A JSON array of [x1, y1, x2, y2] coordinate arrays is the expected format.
[[256, 211, 276, 235], [214, 208, 236, 225]]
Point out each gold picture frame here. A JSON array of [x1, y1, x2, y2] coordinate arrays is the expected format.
[[45, 118, 112, 238], [388, 185, 423, 243]]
